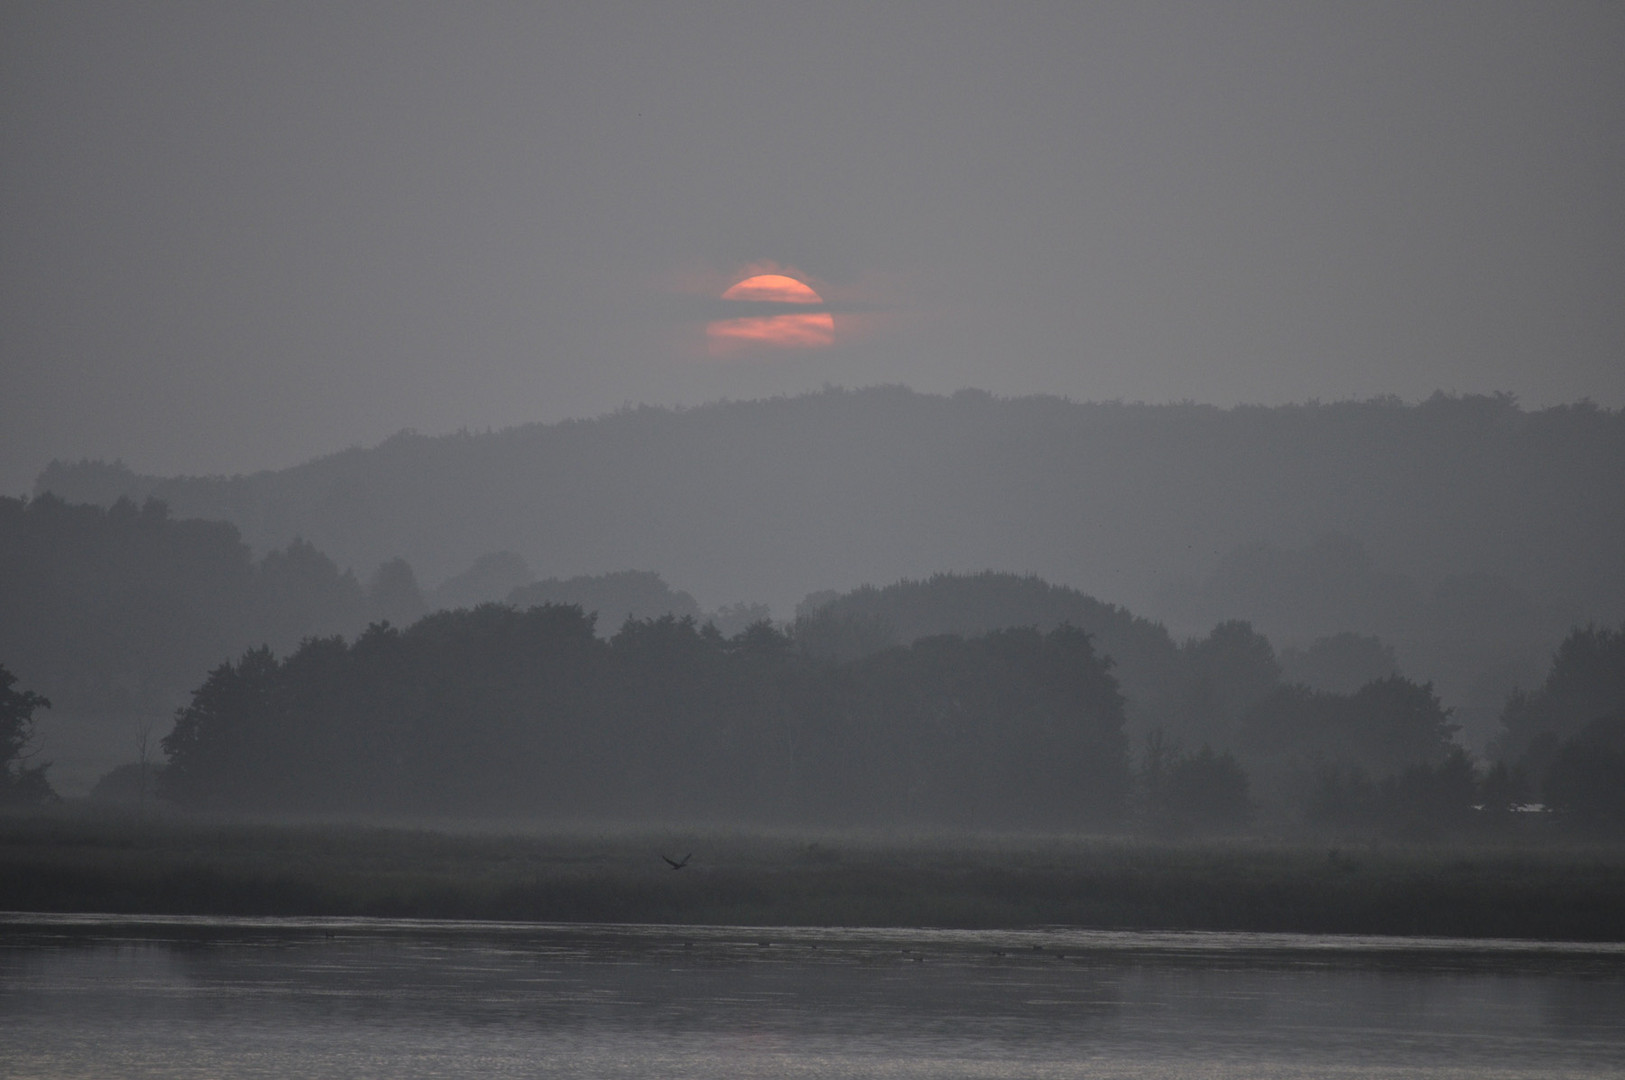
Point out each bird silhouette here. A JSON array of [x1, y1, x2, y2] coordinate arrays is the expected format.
[[662, 853, 692, 870]]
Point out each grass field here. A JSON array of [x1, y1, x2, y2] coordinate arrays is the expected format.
[[4, 807, 1624, 940]]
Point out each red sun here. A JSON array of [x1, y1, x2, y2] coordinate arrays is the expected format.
[[707, 273, 835, 356]]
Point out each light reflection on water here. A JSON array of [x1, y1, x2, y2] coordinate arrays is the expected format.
[[3, 915, 1624, 1078]]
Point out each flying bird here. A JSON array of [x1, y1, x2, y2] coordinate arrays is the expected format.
[[662, 853, 692, 871]]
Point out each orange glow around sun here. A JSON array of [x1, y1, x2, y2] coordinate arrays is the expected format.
[[708, 273, 835, 356]]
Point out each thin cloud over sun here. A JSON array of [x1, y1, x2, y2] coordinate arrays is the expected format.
[[709, 272, 835, 356]]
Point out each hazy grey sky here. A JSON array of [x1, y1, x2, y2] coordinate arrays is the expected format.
[[4, 2, 1622, 493]]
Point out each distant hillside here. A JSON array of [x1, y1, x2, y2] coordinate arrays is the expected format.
[[36, 388, 1625, 628], [793, 571, 1186, 736], [0, 494, 394, 793]]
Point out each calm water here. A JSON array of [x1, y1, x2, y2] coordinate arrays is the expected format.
[[4, 914, 1625, 1078]]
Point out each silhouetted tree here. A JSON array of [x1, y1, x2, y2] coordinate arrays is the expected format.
[[1304, 764, 1378, 832], [1306, 747, 1484, 838], [1381, 747, 1479, 837], [1241, 675, 1455, 779], [1165, 745, 1252, 831], [1343, 675, 1459, 775], [159, 647, 283, 810], [1495, 622, 1625, 776], [1136, 731, 1251, 833], [1542, 712, 1625, 834], [1174, 620, 1281, 747], [0, 662, 53, 805]]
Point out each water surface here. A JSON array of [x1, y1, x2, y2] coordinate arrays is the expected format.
[[4, 914, 1624, 1078]]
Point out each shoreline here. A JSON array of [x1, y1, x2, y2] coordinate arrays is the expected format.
[[10, 909, 1625, 955], [6, 811, 1625, 942]]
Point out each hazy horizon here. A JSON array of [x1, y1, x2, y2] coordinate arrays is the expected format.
[[29, 386, 1622, 657], [5, 2, 1623, 494]]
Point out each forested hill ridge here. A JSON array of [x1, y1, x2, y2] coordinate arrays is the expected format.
[[4, 488, 1621, 830], [36, 388, 1625, 624]]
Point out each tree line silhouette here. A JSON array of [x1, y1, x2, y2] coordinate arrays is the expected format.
[[0, 662, 51, 806], [149, 607, 1621, 833], [4, 492, 1621, 833], [159, 606, 1130, 827]]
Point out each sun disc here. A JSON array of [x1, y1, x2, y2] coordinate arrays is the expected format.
[[721, 274, 825, 304]]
